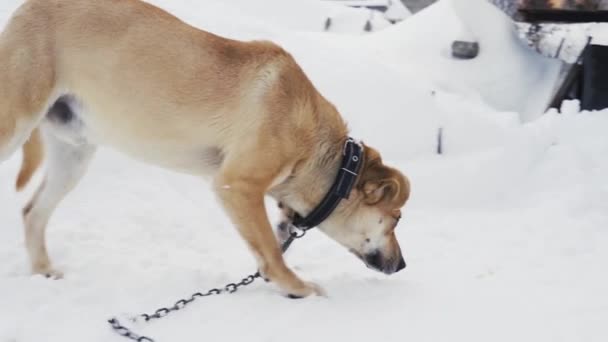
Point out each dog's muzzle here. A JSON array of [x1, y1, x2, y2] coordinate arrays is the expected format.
[[356, 250, 406, 275]]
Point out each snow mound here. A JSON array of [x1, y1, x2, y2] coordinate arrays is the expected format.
[[152, 0, 392, 35], [364, 0, 563, 121]]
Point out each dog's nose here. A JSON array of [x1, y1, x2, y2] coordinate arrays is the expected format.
[[396, 257, 406, 272], [364, 251, 384, 271]]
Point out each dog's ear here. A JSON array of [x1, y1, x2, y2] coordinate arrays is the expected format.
[[358, 145, 410, 207], [362, 177, 401, 205]]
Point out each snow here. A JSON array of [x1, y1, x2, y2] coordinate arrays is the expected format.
[[323, 0, 412, 22], [154, 0, 392, 35], [361, 0, 563, 122], [1, 0, 608, 342]]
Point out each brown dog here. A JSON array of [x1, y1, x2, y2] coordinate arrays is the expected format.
[[0, 0, 410, 298]]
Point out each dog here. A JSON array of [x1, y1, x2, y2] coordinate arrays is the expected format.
[[0, 0, 410, 298]]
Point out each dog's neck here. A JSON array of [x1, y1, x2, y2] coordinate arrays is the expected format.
[[269, 90, 351, 220], [271, 133, 347, 220]]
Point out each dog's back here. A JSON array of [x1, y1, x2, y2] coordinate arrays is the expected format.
[[1, 0, 314, 172]]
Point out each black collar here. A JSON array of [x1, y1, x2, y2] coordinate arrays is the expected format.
[[292, 138, 364, 230]]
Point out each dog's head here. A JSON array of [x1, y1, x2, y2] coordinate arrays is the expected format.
[[319, 144, 410, 274]]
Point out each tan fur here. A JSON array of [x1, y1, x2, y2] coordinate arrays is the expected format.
[[16, 128, 43, 191], [1, 0, 410, 296]]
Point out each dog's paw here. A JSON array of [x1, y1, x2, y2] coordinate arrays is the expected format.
[[285, 281, 326, 299], [306, 281, 326, 297], [33, 267, 64, 280], [257, 269, 271, 282], [260, 273, 270, 283], [286, 293, 305, 299]]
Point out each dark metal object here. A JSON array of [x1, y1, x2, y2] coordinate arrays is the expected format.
[[554, 38, 565, 59], [451, 41, 480, 59], [436, 127, 443, 155], [548, 65, 583, 110], [581, 44, 608, 111], [324, 17, 333, 31], [108, 225, 308, 342], [548, 37, 592, 110], [108, 319, 154, 342], [518, 9, 608, 23]]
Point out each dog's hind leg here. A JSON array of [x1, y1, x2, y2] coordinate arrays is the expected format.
[[0, 2, 57, 161], [22, 131, 96, 278]]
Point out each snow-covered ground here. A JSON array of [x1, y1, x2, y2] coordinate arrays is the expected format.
[[1, 0, 607, 341]]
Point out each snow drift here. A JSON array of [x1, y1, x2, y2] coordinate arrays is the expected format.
[[0, 0, 607, 342]]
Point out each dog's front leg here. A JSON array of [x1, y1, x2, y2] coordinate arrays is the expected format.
[[214, 171, 323, 298]]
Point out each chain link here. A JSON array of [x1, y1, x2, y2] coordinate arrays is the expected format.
[[108, 318, 155, 342], [108, 226, 308, 342]]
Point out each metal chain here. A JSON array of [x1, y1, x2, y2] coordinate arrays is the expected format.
[[108, 225, 308, 342]]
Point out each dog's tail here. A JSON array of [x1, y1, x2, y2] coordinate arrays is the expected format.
[[16, 128, 44, 191]]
